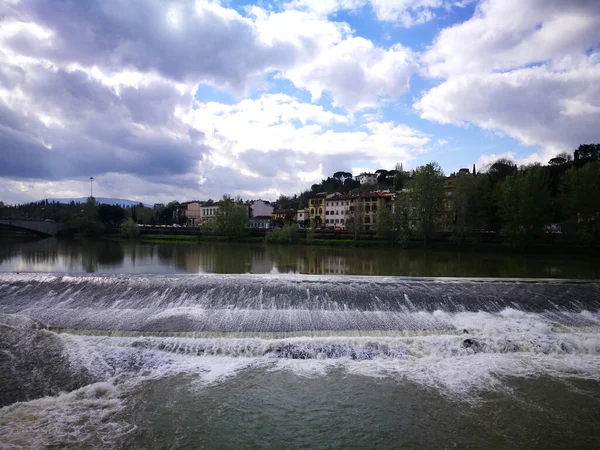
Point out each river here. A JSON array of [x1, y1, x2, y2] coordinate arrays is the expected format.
[[1, 238, 600, 449]]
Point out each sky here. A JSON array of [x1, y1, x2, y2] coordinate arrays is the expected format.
[[0, 0, 599, 205]]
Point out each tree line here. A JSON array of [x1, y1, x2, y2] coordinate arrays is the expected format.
[[376, 144, 600, 249]]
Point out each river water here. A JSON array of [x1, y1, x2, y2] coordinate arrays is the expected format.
[[1, 239, 600, 449]]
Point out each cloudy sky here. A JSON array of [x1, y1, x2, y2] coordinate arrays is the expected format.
[[1, 0, 599, 204]]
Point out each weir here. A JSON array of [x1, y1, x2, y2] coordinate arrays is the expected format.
[[1, 273, 599, 333], [2, 273, 600, 408]]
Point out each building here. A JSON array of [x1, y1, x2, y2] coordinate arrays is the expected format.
[[324, 194, 351, 229], [308, 193, 327, 226], [249, 216, 271, 229], [250, 200, 273, 218], [201, 202, 220, 223], [272, 209, 296, 223], [311, 190, 396, 230], [347, 191, 396, 231], [297, 208, 309, 226], [174, 201, 202, 224], [355, 172, 378, 185]]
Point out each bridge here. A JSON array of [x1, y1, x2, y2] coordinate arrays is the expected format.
[[0, 219, 67, 237]]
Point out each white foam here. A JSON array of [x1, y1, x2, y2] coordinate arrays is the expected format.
[[0, 379, 133, 449]]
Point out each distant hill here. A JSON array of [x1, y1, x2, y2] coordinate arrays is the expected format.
[[40, 197, 153, 208]]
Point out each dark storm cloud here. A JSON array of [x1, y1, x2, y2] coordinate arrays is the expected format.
[[7, 0, 303, 92], [0, 62, 209, 181]]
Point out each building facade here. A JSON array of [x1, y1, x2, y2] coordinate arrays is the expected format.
[[201, 203, 220, 223], [297, 208, 308, 226], [324, 195, 351, 229], [309, 191, 395, 231], [355, 172, 378, 185], [174, 201, 202, 224], [249, 216, 271, 229], [308, 193, 326, 226]]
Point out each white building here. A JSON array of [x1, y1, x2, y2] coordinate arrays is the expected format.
[[324, 195, 351, 229], [249, 216, 271, 229], [355, 172, 378, 185], [297, 208, 308, 225], [250, 200, 273, 218], [201, 203, 220, 223]]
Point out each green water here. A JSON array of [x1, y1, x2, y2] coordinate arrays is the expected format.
[[124, 370, 600, 449], [1, 237, 598, 278]]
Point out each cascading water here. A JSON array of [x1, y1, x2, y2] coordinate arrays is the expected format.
[[2, 272, 600, 449]]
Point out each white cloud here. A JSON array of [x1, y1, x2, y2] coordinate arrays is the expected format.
[[424, 0, 600, 78], [417, 0, 600, 160], [282, 37, 416, 110]]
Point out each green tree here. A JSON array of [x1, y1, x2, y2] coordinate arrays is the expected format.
[[376, 204, 394, 240], [214, 195, 249, 239], [98, 204, 125, 227], [72, 196, 105, 236], [559, 162, 600, 246], [392, 192, 412, 247], [452, 173, 480, 245], [264, 223, 298, 244], [574, 143, 600, 167], [412, 163, 444, 246], [392, 163, 405, 191], [495, 165, 551, 245], [120, 217, 140, 239]]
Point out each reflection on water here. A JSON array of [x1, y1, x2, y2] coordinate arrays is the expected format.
[[0, 237, 599, 278]]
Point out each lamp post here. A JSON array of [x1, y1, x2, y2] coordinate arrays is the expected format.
[[89, 177, 94, 198]]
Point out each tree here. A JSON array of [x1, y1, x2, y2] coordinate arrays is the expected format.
[[574, 143, 600, 167], [264, 223, 298, 244], [495, 165, 551, 245], [120, 217, 140, 238], [213, 195, 249, 239], [345, 201, 365, 240], [411, 163, 444, 246], [487, 158, 518, 185], [452, 173, 479, 245], [333, 171, 353, 183], [156, 205, 174, 225], [559, 162, 600, 246], [393, 162, 405, 191], [392, 192, 412, 247], [375, 204, 394, 240], [98, 204, 125, 227], [73, 196, 105, 237], [177, 215, 188, 226], [549, 152, 572, 166]]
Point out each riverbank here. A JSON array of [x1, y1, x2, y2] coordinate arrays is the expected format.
[[117, 232, 597, 255]]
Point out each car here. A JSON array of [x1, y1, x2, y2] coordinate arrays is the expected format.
[[43, 219, 55, 222]]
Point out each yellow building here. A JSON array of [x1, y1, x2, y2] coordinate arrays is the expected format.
[[347, 192, 395, 231], [308, 193, 326, 226]]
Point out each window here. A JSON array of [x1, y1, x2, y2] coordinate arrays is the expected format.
[[310, 209, 314, 214], [364, 216, 370, 224]]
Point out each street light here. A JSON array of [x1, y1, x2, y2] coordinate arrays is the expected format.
[[90, 177, 94, 198]]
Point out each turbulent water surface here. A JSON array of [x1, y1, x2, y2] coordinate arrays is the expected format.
[[1, 241, 600, 448]]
